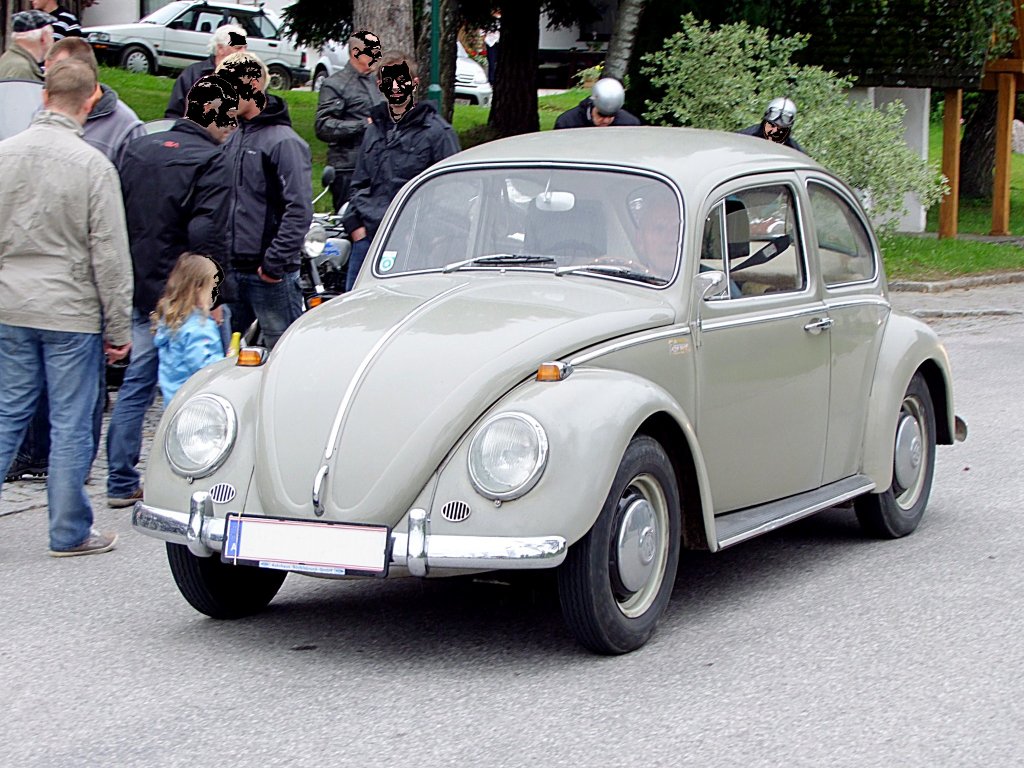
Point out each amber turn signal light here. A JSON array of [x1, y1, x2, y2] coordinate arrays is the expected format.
[[307, 296, 324, 308], [236, 348, 267, 367], [536, 361, 572, 382]]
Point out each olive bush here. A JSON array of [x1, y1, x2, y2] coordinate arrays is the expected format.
[[640, 15, 948, 229]]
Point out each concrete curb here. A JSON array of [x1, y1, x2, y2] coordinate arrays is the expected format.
[[889, 271, 1024, 293]]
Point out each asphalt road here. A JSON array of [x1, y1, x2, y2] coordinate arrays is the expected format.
[[1, 291, 1022, 767]]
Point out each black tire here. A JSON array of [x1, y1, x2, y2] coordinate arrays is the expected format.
[[166, 543, 286, 619], [855, 372, 936, 538], [557, 435, 681, 654], [120, 45, 154, 75], [267, 64, 292, 91]]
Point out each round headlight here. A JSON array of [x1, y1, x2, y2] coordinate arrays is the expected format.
[[468, 413, 548, 501], [165, 394, 237, 478], [304, 224, 327, 258]]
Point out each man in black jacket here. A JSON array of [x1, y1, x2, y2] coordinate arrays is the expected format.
[[342, 51, 459, 290], [738, 97, 805, 153], [164, 24, 247, 119], [314, 30, 385, 213], [554, 78, 641, 129], [105, 74, 238, 508], [218, 52, 312, 348]]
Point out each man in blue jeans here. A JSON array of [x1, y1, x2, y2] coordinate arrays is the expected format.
[[218, 52, 311, 348], [106, 74, 237, 508], [0, 59, 132, 556]]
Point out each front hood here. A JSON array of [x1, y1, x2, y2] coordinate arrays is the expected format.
[[83, 23, 153, 37], [252, 273, 674, 523]]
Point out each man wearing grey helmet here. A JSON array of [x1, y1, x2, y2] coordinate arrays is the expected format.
[[739, 97, 805, 153], [554, 77, 641, 128]]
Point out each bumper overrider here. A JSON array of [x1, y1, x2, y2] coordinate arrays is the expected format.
[[131, 491, 567, 575]]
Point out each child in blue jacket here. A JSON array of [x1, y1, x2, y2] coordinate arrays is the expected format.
[[153, 252, 226, 406]]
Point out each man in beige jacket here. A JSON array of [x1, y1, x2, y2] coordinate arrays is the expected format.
[[0, 58, 133, 557]]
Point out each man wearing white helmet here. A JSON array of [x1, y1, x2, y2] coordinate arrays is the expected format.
[[554, 77, 641, 128], [739, 97, 805, 153]]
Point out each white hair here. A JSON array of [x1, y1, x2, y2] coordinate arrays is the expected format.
[[209, 24, 246, 54]]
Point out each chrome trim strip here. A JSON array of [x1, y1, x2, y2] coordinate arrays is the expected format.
[[700, 304, 829, 332], [824, 296, 890, 310], [323, 282, 467, 462], [569, 325, 691, 367], [131, 502, 567, 572]]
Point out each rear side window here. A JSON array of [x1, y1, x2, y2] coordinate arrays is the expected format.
[[808, 182, 876, 286]]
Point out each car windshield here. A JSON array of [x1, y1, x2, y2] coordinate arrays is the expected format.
[[141, 1, 191, 24], [376, 167, 682, 286]]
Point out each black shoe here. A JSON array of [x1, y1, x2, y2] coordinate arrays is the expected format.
[[5, 458, 48, 482]]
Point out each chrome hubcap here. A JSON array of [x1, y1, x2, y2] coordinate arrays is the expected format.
[[125, 53, 148, 73], [893, 396, 928, 510], [612, 474, 669, 618], [616, 498, 658, 594]]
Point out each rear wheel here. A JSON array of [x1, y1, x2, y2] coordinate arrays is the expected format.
[[267, 64, 293, 91], [120, 45, 154, 75], [312, 67, 328, 92], [166, 543, 286, 619], [558, 436, 681, 654], [855, 372, 936, 538]]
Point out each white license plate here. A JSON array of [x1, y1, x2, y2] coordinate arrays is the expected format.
[[222, 515, 390, 577]]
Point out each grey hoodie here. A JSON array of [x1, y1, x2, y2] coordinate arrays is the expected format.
[[84, 84, 146, 166]]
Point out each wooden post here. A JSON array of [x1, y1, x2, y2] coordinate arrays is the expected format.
[[938, 89, 962, 239], [991, 72, 1016, 235]]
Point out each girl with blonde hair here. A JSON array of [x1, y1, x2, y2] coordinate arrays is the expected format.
[[152, 252, 225, 405]]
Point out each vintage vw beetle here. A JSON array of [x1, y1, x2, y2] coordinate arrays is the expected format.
[[133, 128, 965, 654]]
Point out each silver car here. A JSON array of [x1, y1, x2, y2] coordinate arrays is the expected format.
[[132, 127, 965, 654]]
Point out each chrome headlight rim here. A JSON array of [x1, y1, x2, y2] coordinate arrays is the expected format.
[[304, 224, 327, 258], [165, 394, 237, 479], [467, 411, 548, 501]]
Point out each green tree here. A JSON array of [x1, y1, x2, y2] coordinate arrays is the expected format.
[[641, 15, 947, 228]]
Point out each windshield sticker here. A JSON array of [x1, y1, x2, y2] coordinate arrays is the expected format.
[[380, 250, 398, 272]]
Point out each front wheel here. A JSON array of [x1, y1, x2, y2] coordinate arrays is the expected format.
[[120, 45, 154, 75], [312, 67, 327, 92], [558, 436, 681, 654], [855, 372, 936, 538], [267, 64, 293, 91], [166, 543, 286, 619]]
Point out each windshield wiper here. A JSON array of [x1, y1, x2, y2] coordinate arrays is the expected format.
[[554, 264, 662, 283], [442, 254, 556, 273]]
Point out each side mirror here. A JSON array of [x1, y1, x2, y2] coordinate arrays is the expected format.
[[321, 165, 336, 187], [695, 269, 728, 302]]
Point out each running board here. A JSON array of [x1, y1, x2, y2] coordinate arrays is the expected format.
[[714, 475, 875, 550]]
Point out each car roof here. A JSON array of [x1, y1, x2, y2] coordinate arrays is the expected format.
[[435, 127, 828, 199]]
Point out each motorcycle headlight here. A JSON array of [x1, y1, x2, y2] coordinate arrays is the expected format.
[[165, 394, 237, 478], [304, 224, 327, 258], [88, 31, 110, 42], [468, 413, 548, 501]]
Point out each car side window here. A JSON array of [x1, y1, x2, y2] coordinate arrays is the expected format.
[[808, 182, 877, 286], [702, 185, 804, 297], [250, 13, 279, 40]]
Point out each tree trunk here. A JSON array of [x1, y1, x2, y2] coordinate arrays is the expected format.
[[603, 0, 647, 82], [960, 91, 998, 198], [414, 0, 458, 123], [487, 0, 540, 137], [354, 0, 414, 54]]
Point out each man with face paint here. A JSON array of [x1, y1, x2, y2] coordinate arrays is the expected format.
[[738, 97, 805, 153], [342, 51, 460, 290], [554, 78, 641, 129], [218, 51, 312, 349], [315, 30, 386, 214], [105, 74, 238, 509], [165, 24, 247, 119]]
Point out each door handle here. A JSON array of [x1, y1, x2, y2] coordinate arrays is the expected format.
[[803, 317, 834, 334]]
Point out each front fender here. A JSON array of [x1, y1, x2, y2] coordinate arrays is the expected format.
[[862, 312, 955, 490], [428, 368, 715, 549]]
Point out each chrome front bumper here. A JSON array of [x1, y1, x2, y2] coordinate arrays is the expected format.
[[131, 492, 567, 575]]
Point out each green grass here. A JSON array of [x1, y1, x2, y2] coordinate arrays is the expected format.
[[881, 234, 1024, 280], [100, 68, 1024, 279]]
